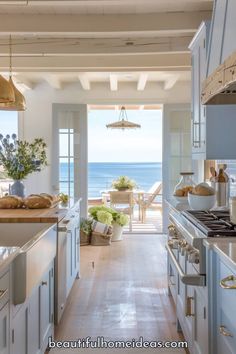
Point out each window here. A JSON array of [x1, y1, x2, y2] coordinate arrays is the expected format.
[[0, 111, 18, 136], [59, 128, 74, 198]]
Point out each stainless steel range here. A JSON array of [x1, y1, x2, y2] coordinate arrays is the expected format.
[[167, 207, 236, 287], [166, 204, 236, 354]]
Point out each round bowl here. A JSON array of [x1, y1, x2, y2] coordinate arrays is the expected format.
[[173, 196, 188, 203], [188, 193, 216, 210]]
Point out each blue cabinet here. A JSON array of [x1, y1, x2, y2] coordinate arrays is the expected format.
[[207, 249, 236, 354], [11, 261, 54, 354], [189, 20, 236, 160]]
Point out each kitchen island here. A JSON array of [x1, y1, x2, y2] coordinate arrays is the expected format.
[[0, 199, 81, 354]]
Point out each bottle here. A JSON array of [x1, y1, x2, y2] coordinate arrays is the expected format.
[[217, 169, 226, 183]]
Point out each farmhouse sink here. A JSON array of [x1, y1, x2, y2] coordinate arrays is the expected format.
[[0, 223, 57, 304]]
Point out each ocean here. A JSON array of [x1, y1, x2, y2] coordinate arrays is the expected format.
[[60, 162, 162, 198]]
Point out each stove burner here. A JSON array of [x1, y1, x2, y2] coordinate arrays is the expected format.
[[182, 210, 236, 237]]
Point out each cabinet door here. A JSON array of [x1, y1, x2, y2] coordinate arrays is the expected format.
[[0, 303, 9, 354], [193, 288, 208, 354], [221, 0, 236, 63], [207, 0, 227, 75], [66, 230, 73, 296], [192, 27, 206, 156], [28, 287, 40, 354], [11, 306, 27, 354], [40, 266, 54, 352]]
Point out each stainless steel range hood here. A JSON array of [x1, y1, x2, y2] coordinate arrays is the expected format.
[[201, 51, 236, 105]]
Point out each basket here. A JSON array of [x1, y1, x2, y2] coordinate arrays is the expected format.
[[80, 230, 91, 246], [90, 231, 112, 246]]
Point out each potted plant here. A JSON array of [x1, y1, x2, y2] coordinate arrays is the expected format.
[[80, 218, 93, 245], [0, 134, 47, 197], [112, 175, 137, 191], [112, 212, 129, 241], [88, 205, 129, 242]]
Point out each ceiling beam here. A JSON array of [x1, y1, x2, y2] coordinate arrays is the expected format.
[[137, 73, 148, 91], [0, 36, 192, 55], [109, 74, 118, 91], [0, 53, 190, 72], [164, 74, 179, 90], [0, 12, 212, 37], [78, 74, 90, 90], [44, 75, 62, 89], [12, 75, 34, 90]]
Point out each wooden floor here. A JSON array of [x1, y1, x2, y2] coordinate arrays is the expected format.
[[54, 234, 185, 352]]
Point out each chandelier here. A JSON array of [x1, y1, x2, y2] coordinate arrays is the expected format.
[[106, 106, 141, 130]]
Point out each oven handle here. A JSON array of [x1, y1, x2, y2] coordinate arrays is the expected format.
[[166, 244, 205, 287]]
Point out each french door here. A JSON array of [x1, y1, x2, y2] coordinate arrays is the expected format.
[[52, 104, 88, 217]]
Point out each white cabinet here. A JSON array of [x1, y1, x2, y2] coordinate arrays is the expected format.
[[66, 228, 78, 297], [39, 266, 54, 352], [207, 0, 236, 75], [11, 261, 54, 354], [190, 20, 236, 160], [192, 287, 208, 354], [189, 22, 210, 157], [0, 303, 9, 354], [207, 0, 227, 75], [207, 250, 236, 354]]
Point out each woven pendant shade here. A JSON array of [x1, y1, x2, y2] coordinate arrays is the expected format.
[[0, 77, 26, 111], [0, 75, 15, 103], [106, 106, 141, 130]]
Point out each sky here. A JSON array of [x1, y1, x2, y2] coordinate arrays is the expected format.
[[88, 109, 162, 162], [0, 109, 163, 163], [0, 111, 18, 136]]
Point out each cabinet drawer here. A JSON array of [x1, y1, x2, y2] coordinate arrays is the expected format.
[[0, 272, 9, 310], [217, 309, 236, 354]]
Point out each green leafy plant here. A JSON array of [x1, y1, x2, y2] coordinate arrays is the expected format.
[[88, 205, 129, 227], [80, 218, 93, 236], [96, 210, 113, 225], [112, 175, 137, 191], [58, 193, 69, 204], [0, 134, 47, 180]]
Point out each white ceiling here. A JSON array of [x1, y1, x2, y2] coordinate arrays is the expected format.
[[0, 0, 212, 95], [0, 0, 213, 15]]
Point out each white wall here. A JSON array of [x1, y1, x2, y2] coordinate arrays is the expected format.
[[21, 80, 190, 194]]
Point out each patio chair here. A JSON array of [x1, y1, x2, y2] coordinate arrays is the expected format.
[[136, 181, 162, 223], [109, 191, 134, 232]]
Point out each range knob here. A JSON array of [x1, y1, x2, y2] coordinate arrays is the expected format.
[[168, 225, 177, 237], [183, 244, 193, 256], [188, 251, 200, 264], [178, 240, 187, 253], [168, 239, 181, 249]]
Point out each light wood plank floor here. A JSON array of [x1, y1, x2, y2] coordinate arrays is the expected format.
[[54, 234, 186, 352]]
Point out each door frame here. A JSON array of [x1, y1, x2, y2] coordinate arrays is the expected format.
[[52, 103, 88, 218]]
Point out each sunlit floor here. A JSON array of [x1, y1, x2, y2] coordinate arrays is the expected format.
[[53, 234, 186, 353], [124, 209, 162, 234]]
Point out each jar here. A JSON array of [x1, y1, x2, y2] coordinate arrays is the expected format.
[[229, 197, 236, 224], [174, 172, 195, 198]]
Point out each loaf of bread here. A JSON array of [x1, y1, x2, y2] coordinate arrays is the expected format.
[[0, 195, 23, 209], [24, 194, 52, 209], [191, 183, 215, 196], [174, 185, 194, 197]]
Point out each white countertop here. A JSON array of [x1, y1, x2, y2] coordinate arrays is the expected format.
[[165, 197, 190, 212], [0, 246, 20, 273], [204, 239, 236, 272]]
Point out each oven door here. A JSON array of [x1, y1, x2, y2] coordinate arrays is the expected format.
[[166, 242, 205, 286]]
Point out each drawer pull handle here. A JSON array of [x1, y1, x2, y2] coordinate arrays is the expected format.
[[41, 281, 48, 286], [220, 275, 236, 289], [186, 296, 194, 317], [0, 289, 8, 300], [220, 325, 233, 337]]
